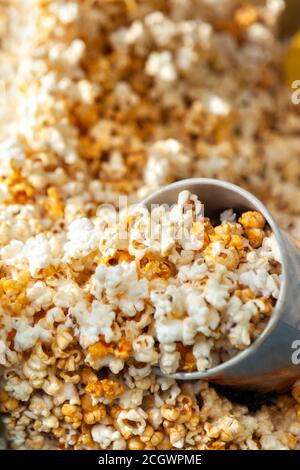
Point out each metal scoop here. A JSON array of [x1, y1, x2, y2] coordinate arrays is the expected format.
[[142, 178, 300, 392]]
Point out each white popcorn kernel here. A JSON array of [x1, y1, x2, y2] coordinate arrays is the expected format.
[[102, 151, 126, 181], [119, 389, 143, 410], [64, 218, 99, 260], [144, 12, 176, 46], [204, 278, 230, 310], [156, 319, 183, 344], [148, 408, 163, 430], [260, 434, 288, 450], [220, 209, 236, 223], [54, 383, 80, 406], [112, 439, 126, 450], [165, 384, 181, 405], [69, 300, 115, 348], [41, 415, 59, 432], [159, 344, 180, 375], [0, 183, 9, 202], [14, 325, 43, 352], [91, 424, 121, 449], [128, 363, 152, 379], [146, 51, 177, 82], [45, 307, 65, 325], [1, 239, 24, 264], [95, 262, 148, 317], [203, 94, 231, 117], [193, 338, 213, 371], [5, 380, 33, 402], [52, 2, 79, 24], [26, 281, 53, 311], [117, 408, 147, 436], [88, 355, 124, 375], [23, 234, 53, 275], [132, 335, 159, 364]]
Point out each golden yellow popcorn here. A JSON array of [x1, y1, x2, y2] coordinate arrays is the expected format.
[[44, 187, 64, 221], [114, 337, 132, 360], [210, 222, 244, 248], [138, 253, 175, 280], [238, 211, 266, 248], [0, 389, 19, 413], [204, 244, 240, 270], [0, 272, 30, 315], [234, 287, 256, 302], [244, 227, 265, 248], [234, 5, 258, 29], [81, 394, 106, 425], [4, 168, 34, 204], [127, 437, 145, 450], [86, 379, 124, 401], [88, 337, 113, 360], [239, 211, 266, 229], [62, 404, 83, 429]]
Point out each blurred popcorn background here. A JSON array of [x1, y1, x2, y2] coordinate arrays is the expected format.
[[0, 0, 299, 236]]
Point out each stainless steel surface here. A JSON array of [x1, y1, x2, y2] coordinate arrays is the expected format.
[[142, 178, 300, 392]]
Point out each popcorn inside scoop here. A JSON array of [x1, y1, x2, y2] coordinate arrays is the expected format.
[[88, 190, 281, 375]]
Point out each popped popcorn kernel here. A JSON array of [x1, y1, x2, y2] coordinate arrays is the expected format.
[[138, 253, 176, 280], [244, 227, 265, 248], [0, 389, 19, 412], [86, 379, 124, 401], [61, 404, 83, 429], [114, 338, 132, 360], [44, 186, 64, 221], [239, 211, 266, 230], [5, 169, 35, 204], [234, 5, 259, 29], [88, 337, 112, 360]]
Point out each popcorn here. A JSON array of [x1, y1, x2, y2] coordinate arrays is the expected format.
[[159, 344, 180, 375], [193, 337, 213, 371], [69, 300, 116, 348], [117, 408, 147, 437], [94, 262, 149, 317], [0, 0, 299, 453], [64, 218, 99, 260], [132, 335, 159, 364], [119, 389, 144, 410], [14, 324, 51, 352], [204, 277, 231, 310], [50, 2, 79, 24], [26, 281, 53, 311], [5, 378, 33, 402], [91, 424, 121, 449], [0, 340, 6, 365], [146, 51, 177, 82], [23, 188, 282, 376], [144, 139, 191, 189]]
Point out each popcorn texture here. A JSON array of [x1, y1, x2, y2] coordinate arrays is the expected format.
[[0, 0, 299, 451]]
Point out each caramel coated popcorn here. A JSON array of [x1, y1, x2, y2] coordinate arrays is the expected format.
[[0, 0, 300, 451], [89, 191, 280, 375]]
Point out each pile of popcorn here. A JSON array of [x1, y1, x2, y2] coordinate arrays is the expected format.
[[0, 0, 300, 451], [88, 190, 280, 375]]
